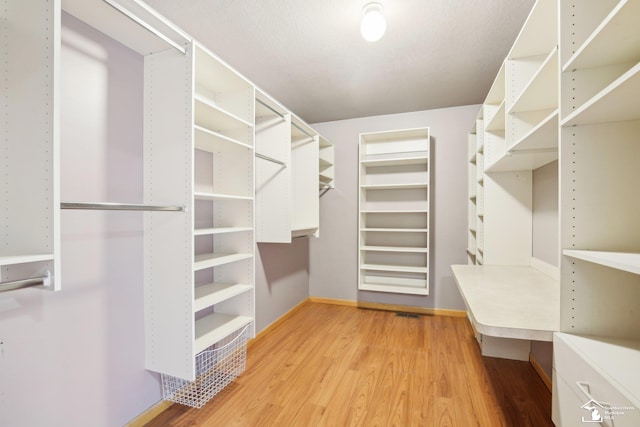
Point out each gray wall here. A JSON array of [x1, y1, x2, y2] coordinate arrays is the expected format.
[[310, 105, 479, 310]]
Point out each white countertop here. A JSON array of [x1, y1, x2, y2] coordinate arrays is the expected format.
[[451, 264, 560, 341]]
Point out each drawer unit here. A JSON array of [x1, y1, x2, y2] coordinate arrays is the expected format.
[[553, 333, 640, 426]]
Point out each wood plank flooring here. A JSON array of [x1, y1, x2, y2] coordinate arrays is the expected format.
[[145, 302, 553, 426]]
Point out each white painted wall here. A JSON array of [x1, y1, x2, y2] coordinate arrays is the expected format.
[[310, 105, 479, 310], [532, 160, 559, 267]]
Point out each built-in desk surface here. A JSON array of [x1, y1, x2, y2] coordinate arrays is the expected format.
[[451, 265, 559, 342]]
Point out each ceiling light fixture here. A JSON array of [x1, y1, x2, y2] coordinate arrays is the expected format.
[[360, 2, 386, 42]]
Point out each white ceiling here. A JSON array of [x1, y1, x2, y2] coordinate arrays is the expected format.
[[143, 0, 535, 124]]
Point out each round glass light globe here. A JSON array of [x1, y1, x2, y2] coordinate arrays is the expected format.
[[360, 3, 386, 42]]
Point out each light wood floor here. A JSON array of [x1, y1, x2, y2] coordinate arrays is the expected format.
[[146, 302, 553, 426]]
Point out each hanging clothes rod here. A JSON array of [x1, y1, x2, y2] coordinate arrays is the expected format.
[[0, 276, 47, 293], [256, 98, 286, 119], [292, 122, 314, 139], [255, 152, 287, 166], [102, 0, 187, 55], [61, 202, 184, 212]]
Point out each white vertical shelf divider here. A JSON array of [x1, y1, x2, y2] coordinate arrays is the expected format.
[[358, 127, 430, 295], [290, 116, 320, 238]]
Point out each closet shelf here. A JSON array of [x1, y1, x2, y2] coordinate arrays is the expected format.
[[361, 245, 428, 253], [563, 250, 640, 275], [485, 100, 505, 132], [509, 48, 558, 114], [194, 95, 254, 132], [562, 0, 640, 72], [361, 227, 428, 233], [193, 227, 253, 236], [194, 191, 253, 201], [0, 254, 54, 266], [361, 183, 428, 190], [361, 155, 429, 167], [194, 125, 253, 152], [194, 313, 253, 355], [451, 264, 559, 341], [361, 264, 428, 274], [562, 62, 640, 126], [193, 283, 253, 312], [193, 253, 253, 271], [359, 281, 429, 296], [361, 209, 429, 214]]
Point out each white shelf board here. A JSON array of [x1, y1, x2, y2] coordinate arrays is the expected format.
[[361, 183, 428, 190], [451, 264, 559, 341], [361, 209, 428, 214], [563, 250, 640, 275], [194, 313, 253, 354], [194, 94, 253, 131], [508, 109, 558, 152], [555, 332, 640, 410], [361, 263, 427, 274], [193, 282, 253, 312], [485, 100, 506, 132], [562, 0, 640, 72], [361, 245, 428, 253], [510, 48, 558, 114], [486, 148, 557, 172], [193, 253, 253, 271], [562, 62, 640, 126], [194, 125, 252, 152], [194, 191, 253, 201], [507, 0, 557, 59], [361, 228, 428, 233], [359, 282, 428, 295], [485, 63, 505, 105], [0, 254, 54, 266], [361, 155, 429, 167], [193, 227, 253, 236]]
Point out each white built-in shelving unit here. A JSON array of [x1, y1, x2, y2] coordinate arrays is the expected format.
[[455, 0, 560, 361], [10, 0, 333, 396], [459, 0, 640, 422], [358, 128, 430, 296], [143, 40, 255, 381], [1, 0, 61, 292], [553, 1, 640, 424], [254, 90, 332, 243]]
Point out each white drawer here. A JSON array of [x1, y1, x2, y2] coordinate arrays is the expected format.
[[553, 333, 639, 426]]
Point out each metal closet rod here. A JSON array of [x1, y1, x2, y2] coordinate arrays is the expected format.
[[255, 152, 287, 166], [255, 98, 315, 139], [0, 276, 46, 293], [256, 98, 286, 120], [61, 202, 184, 212], [102, 0, 187, 55]]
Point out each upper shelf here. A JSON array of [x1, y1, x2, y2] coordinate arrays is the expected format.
[[562, 62, 640, 126], [562, 0, 640, 72], [507, 0, 558, 60]]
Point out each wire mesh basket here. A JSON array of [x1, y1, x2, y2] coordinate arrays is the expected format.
[[161, 324, 250, 408]]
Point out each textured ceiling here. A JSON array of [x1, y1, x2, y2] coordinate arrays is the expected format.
[[143, 0, 535, 123]]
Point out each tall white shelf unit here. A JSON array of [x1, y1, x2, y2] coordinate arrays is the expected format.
[[554, 0, 640, 425], [1, 0, 60, 291], [143, 41, 255, 382], [291, 116, 320, 238], [455, 0, 560, 361], [358, 127, 430, 296]]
